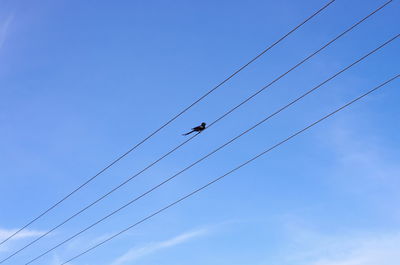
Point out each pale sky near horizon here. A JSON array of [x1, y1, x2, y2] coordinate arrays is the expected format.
[[0, 0, 399, 265]]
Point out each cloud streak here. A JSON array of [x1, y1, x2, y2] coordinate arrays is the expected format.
[[0, 14, 14, 50], [51, 254, 74, 265], [0, 227, 45, 253], [299, 232, 400, 265], [276, 217, 400, 265], [330, 125, 400, 180], [0, 228, 44, 241], [111, 228, 208, 265]]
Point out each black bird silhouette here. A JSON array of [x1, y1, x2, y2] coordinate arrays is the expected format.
[[182, 122, 206, 136]]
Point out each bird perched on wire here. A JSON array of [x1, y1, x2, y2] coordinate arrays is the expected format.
[[182, 122, 206, 136]]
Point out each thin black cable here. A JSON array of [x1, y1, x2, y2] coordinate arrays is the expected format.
[[1, 3, 391, 263], [0, 0, 336, 247], [57, 74, 400, 265], [23, 34, 399, 265]]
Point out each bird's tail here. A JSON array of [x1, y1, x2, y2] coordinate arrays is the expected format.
[[182, 130, 194, 136]]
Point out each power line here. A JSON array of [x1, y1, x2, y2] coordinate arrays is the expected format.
[[0, 0, 336, 246], [23, 34, 399, 265], [1, 3, 392, 263], [56, 74, 399, 265]]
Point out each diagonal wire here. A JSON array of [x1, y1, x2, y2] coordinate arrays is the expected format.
[[23, 34, 399, 265], [57, 74, 400, 265], [0, 0, 337, 246], [1, 3, 392, 263]]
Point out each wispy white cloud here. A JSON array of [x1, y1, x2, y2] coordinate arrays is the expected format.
[[110, 228, 209, 265], [286, 230, 400, 265], [329, 125, 400, 181], [0, 228, 44, 241], [315, 118, 400, 203], [0, 227, 45, 253], [50, 254, 74, 265], [0, 14, 14, 50], [266, 117, 400, 265], [271, 213, 400, 265], [63, 231, 117, 253]]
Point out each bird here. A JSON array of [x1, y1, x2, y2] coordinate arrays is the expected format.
[[182, 122, 206, 136]]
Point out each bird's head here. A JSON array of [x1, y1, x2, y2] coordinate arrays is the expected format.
[[201, 122, 206, 127]]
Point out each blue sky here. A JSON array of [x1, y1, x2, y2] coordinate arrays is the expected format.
[[0, 0, 399, 264]]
